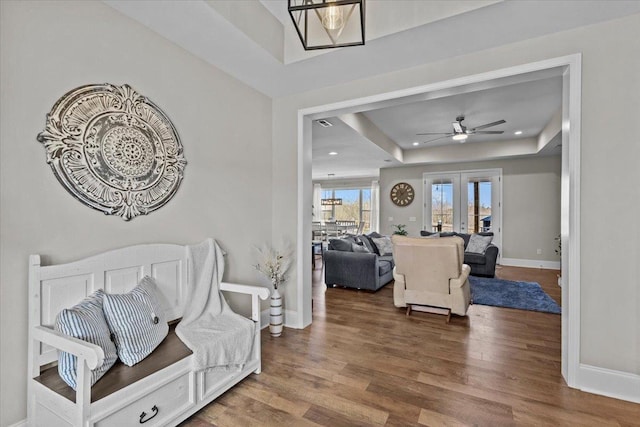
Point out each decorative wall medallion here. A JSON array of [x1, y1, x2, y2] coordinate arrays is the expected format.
[[37, 83, 186, 220]]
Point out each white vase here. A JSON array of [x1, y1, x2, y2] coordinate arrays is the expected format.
[[269, 287, 283, 337]]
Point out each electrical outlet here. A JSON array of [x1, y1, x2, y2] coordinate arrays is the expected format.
[[537, 249, 542, 255], [409, 217, 416, 222]]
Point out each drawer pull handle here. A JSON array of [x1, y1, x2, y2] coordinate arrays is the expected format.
[[139, 405, 159, 424]]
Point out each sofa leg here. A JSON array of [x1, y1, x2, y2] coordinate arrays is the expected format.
[[446, 309, 451, 324], [406, 305, 412, 316]]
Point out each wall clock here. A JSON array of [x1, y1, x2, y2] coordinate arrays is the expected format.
[[390, 182, 415, 207]]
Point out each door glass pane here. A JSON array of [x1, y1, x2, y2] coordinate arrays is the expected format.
[[467, 180, 492, 233], [432, 180, 454, 232]]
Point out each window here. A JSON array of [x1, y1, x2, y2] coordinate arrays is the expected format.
[[321, 187, 372, 232]]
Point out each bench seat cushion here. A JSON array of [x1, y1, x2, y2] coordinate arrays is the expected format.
[[35, 323, 191, 403]]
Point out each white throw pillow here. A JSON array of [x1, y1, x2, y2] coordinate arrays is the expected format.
[[466, 234, 493, 254], [54, 289, 118, 390], [103, 276, 168, 366]]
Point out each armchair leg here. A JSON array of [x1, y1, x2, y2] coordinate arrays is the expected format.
[[405, 305, 451, 323]]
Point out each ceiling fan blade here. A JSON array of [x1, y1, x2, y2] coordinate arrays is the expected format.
[[472, 130, 504, 134], [416, 132, 452, 135], [422, 135, 451, 144], [470, 119, 506, 131]]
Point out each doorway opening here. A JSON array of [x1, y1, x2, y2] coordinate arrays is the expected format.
[[297, 54, 581, 388]]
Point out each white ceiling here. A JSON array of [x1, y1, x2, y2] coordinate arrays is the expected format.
[[103, 1, 640, 180]]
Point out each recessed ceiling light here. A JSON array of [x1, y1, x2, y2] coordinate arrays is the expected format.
[[329, 151, 338, 156], [412, 142, 420, 146], [317, 119, 333, 127], [514, 131, 523, 135]]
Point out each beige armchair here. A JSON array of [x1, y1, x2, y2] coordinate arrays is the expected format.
[[391, 235, 471, 322]]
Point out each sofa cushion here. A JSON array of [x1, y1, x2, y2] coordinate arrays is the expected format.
[[378, 259, 393, 276], [466, 234, 493, 254], [464, 252, 487, 265], [363, 233, 381, 255], [329, 238, 353, 252], [379, 255, 395, 269], [358, 235, 377, 254], [351, 243, 370, 253]]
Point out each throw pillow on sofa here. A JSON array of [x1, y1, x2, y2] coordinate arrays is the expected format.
[[103, 276, 169, 366], [466, 234, 493, 254], [351, 243, 370, 253], [371, 236, 393, 256], [54, 289, 118, 390]]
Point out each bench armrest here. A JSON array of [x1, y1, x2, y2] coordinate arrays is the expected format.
[[220, 282, 270, 323], [32, 325, 104, 370], [220, 282, 270, 300]]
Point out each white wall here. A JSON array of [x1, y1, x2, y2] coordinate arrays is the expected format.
[[0, 1, 272, 425], [379, 156, 562, 263], [273, 13, 639, 379]]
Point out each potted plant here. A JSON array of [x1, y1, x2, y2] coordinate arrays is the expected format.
[[392, 224, 408, 236]]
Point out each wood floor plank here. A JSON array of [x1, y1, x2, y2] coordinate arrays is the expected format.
[[180, 265, 639, 427]]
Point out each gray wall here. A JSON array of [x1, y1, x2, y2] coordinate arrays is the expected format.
[[379, 156, 562, 263], [273, 14, 639, 379], [0, 2, 272, 425]]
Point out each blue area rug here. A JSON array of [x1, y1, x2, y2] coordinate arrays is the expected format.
[[469, 276, 561, 314]]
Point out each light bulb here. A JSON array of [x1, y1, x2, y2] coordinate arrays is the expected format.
[[452, 134, 468, 142], [322, 4, 344, 30]]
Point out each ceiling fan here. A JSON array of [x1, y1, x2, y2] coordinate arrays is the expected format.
[[417, 115, 506, 143]]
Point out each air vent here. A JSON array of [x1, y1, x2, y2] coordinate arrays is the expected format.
[[317, 119, 333, 128]]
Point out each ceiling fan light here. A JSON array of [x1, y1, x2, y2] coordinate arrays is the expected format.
[[452, 134, 468, 141]]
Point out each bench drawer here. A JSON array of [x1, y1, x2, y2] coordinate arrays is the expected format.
[[94, 371, 195, 427]]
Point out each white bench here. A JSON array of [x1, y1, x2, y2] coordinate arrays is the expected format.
[[27, 241, 269, 426]]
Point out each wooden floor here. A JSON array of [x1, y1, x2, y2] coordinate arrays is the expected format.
[[181, 262, 639, 426]]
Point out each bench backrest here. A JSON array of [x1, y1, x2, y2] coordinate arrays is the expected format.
[[29, 243, 189, 367]]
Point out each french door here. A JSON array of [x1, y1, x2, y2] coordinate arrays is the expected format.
[[423, 169, 502, 260]]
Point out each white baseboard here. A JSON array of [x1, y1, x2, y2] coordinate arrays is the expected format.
[[260, 308, 298, 329], [500, 258, 560, 270], [8, 419, 27, 427], [578, 364, 640, 403]]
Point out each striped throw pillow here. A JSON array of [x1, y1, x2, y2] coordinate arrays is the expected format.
[[54, 289, 118, 390], [103, 276, 169, 366]]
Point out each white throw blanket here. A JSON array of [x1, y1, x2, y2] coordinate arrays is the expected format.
[[175, 238, 254, 371]]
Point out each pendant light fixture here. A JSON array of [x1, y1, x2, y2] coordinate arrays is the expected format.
[[288, 0, 365, 50]]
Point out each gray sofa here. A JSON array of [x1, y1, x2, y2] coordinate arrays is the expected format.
[[323, 234, 394, 291], [421, 231, 499, 278]]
